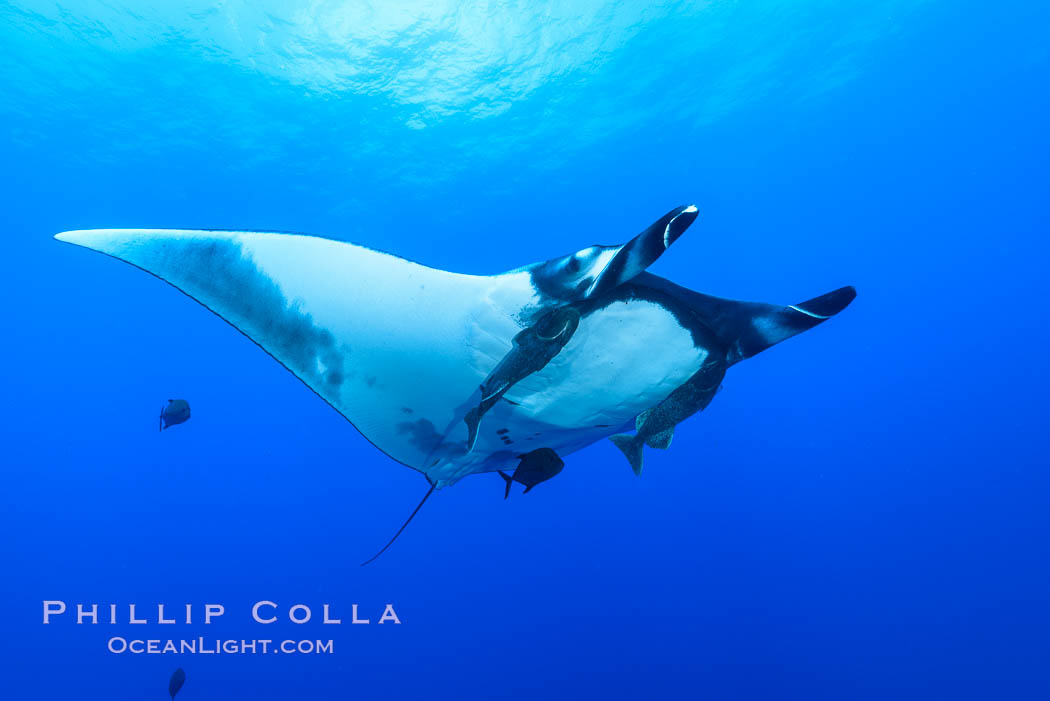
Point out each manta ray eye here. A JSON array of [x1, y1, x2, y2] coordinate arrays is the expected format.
[[566, 257, 581, 273]]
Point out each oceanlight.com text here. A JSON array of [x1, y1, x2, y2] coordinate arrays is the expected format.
[[107, 637, 334, 655]]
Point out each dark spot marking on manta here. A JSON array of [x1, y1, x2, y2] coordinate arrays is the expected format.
[[497, 428, 509, 435], [154, 238, 349, 392], [366, 376, 377, 388], [594, 424, 611, 428], [396, 418, 443, 454], [401, 407, 414, 414]]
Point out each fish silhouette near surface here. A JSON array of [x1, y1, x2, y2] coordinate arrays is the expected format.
[[168, 668, 185, 699], [159, 399, 191, 431]]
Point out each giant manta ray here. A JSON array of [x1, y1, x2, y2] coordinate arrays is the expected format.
[[56, 206, 854, 555]]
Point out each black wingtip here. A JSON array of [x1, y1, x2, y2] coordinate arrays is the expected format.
[[796, 285, 857, 318]]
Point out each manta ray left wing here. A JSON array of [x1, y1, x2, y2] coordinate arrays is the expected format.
[[55, 207, 703, 486], [55, 229, 493, 473]]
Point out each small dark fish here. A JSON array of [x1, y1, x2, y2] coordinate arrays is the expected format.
[[168, 668, 185, 700], [159, 399, 191, 431], [499, 447, 565, 498]]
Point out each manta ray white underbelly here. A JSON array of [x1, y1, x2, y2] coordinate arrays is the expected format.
[[56, 206, 855, 488]]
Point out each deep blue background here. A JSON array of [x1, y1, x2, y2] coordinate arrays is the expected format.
[[1, 2, 1047, 698]]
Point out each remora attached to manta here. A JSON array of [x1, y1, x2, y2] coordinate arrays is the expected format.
[[55, 205, 854, 524]]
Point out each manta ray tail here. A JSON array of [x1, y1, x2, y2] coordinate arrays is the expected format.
[[360, 482, 436, 566], [609, 434, 644, 476]]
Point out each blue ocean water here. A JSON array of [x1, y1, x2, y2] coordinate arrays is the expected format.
[[1, 1, 1048, 698]]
